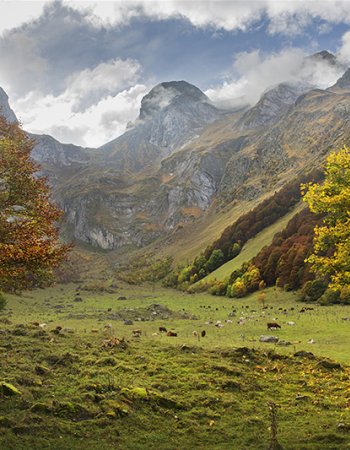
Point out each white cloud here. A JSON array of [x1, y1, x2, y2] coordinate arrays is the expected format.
[[337, 31, 350, 64], [0, 1, 46, 35], [66, 58, 142, 112], [205, 48, 344, 109], [65, 1, 350, 34], [0, 33, 48, 94], [1, 1, 350, 37], [12, 58, 148, 147]]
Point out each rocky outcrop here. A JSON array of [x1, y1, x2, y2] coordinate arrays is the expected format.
[[0, 88, 17, 123], [30, 133, 91, 168]]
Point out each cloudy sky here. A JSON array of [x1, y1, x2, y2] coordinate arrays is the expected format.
[[1, 0, 350, 147]]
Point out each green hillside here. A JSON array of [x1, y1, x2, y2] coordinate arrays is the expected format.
[[197, 203, 305, 284]]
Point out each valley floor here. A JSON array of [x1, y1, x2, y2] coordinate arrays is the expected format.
[[1, 284, 350, 449]]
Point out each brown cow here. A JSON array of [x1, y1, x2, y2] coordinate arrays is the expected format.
[[201, 330, 206, 338], [267, 322, 281, 330], [167, 331, 177, 337]]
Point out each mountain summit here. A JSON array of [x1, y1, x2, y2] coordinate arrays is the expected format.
[[139, 81, 213, 120], [98, 80, 220, 172]]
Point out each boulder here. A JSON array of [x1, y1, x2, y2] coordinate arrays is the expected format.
[[276, 340, 292, 346], [259, 335, 279, 343]]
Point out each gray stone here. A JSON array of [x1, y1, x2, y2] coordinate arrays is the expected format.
[[259, 335, 279, 343]]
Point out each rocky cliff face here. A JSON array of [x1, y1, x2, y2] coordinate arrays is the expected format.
[[30, 133, 91, 168], [0, 88, 17, 123], [2, 65, 350, 251], [237, 82, 311, 129]]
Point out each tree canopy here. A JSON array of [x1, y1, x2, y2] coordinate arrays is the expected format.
[[303, 146, 350, 292], [0, 117, 70, 291]]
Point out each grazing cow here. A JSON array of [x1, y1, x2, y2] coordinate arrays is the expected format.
[[152, 332, 159, 336], [132, 329, 142, 338], [167, 331, 177, 337], [201, 330, 206, 338], [159, 327, 167, 333], [267, 322, 281, 330], [192, 331, 198, 337], [286, 321, 295, 326]]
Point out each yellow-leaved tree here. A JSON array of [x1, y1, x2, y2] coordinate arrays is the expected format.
[[302, 146, 350, 294]]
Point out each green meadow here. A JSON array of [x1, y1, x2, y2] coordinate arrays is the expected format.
[[1, 284, 350, 449]]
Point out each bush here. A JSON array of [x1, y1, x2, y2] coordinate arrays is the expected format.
[[208, 280, 228, 296], [300, 279, 328, 302], [319, 289, 341, 305]]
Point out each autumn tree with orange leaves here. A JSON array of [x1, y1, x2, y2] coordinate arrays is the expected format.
[[0, 117, 70, 292]]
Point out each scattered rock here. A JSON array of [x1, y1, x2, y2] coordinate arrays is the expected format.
[[294, 351, 315, 359], [124, 319, 133, 325], [316, 360, 343, 371], [118, 296, 127, 300], [276, 340, 292, 346], [259, 335, 279, 343], [295, 395, 310, 401]]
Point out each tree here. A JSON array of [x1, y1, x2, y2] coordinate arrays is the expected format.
[[0, 117, 70, 291], [206, 249, 224, 273], [302, 146, 350, 291]]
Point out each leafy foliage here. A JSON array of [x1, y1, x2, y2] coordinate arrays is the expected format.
[[170, 170, 323, 289], [302, 146, 350, 292], [0, 117, 70, 291], [117, 255, 173, 284]]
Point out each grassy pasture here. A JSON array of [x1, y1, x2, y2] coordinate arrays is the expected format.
[[1, 284, 350, 449]]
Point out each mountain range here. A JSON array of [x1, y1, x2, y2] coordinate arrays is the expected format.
[[1, 50, 350, 261]]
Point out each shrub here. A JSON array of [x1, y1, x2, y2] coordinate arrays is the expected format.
[[319, 288, 341, 305], [300, 279, 328, 302]]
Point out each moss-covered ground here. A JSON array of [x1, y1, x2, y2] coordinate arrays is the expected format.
[[1, 284, 350, 449]]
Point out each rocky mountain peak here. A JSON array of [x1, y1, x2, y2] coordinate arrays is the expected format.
[[309, 50, 337, 66], [238, 81, 311, 129], [330, 68, 350, 90], [139, 80, 212, 120], [0, 87, 17, 123], [98, 80, 220, 172]]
